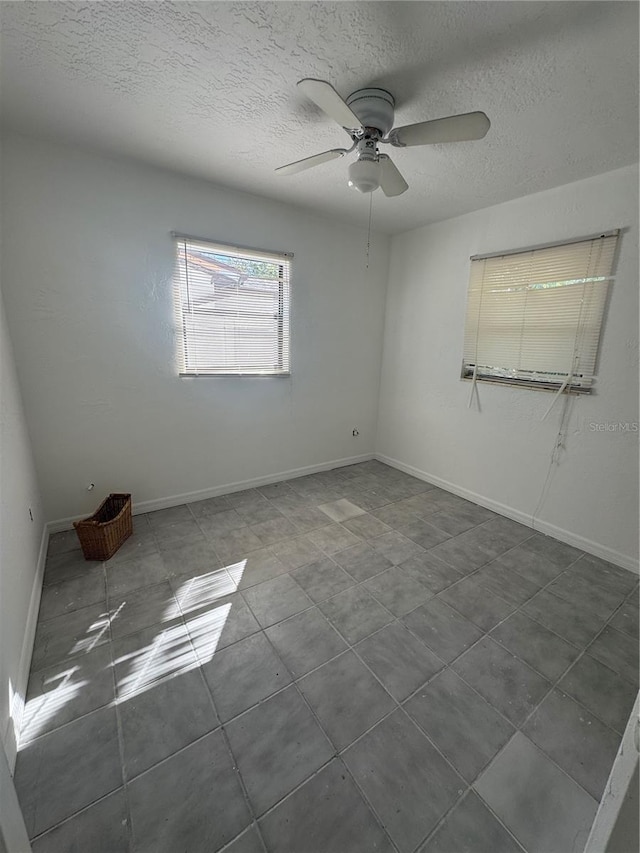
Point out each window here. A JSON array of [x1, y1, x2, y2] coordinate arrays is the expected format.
[[172, 234, 291, 375], [462, 232, 618, 394]]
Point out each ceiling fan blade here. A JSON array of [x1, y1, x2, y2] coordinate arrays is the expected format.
[[389, 111, 490, 147], [275, 149, 347, 176], [297, 79, 363, 130], [379, 154, 408, 197]]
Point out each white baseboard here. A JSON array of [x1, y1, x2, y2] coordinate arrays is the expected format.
[[0, 742, 31, 853], [3, 523, 49, 772], [376, 453, 639, 575], [48, 449, 639, 574], [47, 453, 375, 533]]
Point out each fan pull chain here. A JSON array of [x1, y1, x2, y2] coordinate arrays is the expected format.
[[365, 192, 373, 268]]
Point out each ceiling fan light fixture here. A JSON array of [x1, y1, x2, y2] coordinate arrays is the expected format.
[[348, 157, 381, 193], [277, 78, 490, 199]]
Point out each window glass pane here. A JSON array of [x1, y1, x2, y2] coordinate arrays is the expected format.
[[173, 238, 291, 375]]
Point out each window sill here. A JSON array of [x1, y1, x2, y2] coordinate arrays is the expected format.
[[460, 375, 592, 394]]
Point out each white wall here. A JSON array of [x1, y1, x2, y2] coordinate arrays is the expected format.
[[0, 742, 31, 852], [0, 266, 46, 771], [377, 165, 639, 570], [0, 133, 390, 523]]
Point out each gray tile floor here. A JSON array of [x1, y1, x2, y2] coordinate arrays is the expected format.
[[15, 461, 639, 853]]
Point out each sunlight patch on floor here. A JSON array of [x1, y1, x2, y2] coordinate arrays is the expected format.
[[174, 567, 239, 615], [20, 666, 84, 744], [183, 602, 233, 663], [21, 562, 251, 733], [223, 559, 247, 589], [114, 621, 197, 698], [69, 612, 110, 657]]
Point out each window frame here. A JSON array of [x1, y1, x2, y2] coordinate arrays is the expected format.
[[171, 232, 292, 378]]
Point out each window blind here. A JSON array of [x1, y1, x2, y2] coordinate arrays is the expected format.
[[462, 233, 618, 393], [173, 235, 291, 376]]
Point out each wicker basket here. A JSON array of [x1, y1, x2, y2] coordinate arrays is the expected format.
[[74, 493, 133, 561]]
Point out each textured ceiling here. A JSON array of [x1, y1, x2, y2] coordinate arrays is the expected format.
[[0, 1, 638, 234]]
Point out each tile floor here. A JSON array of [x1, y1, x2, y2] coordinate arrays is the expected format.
[[14, 461, 639, 853]]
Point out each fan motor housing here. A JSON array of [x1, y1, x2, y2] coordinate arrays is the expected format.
[[346, 88, 395, 136]]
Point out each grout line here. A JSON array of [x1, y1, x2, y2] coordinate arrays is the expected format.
[[22, 562, 633, 757], [108, 606, 134, 853], [181, 624, 273, 853], [215, 580, 399, 847], [454, 581, 639, 802], [415, 787, 529, 853], [219, 556, 404, 850], [400, 574, 639, 852], [27, 786, 130, 845], [429, 556, 632, 713], [396, 565, 636, 780], [109, 725, 221, 782], [215, 823, 267, 853], [255, 632, 402, 853], [23, 542, 633, 746], [27, 463, 639, 852], [238, 573, 472, 849]]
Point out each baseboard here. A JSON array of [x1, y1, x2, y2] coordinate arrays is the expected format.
[[3, 522, 49, 773], [47, 453, 375, 533], [376, 453, 639, 575], [0, 742, 32, 853]]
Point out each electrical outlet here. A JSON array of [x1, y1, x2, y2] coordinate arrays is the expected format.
[[352, 428, 360, 437]]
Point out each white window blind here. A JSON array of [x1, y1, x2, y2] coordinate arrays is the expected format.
[[172, 235, 291, 376], [462, 232, 618, 393]]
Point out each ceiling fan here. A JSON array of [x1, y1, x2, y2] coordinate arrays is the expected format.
[[276, 79, 490, 197]]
